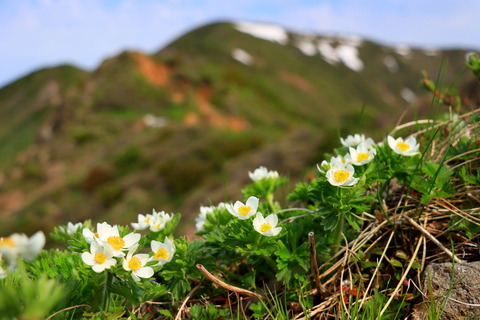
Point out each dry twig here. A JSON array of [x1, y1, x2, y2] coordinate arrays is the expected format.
[[196, 264, 266, 300]]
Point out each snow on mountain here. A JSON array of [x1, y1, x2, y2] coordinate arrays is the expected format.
[[395, 45, 412, 57], [234, 21, 288, 45], [231, 48, 254, 65], [383, 55, 399, 73], [294, 38, 317, 56], [336, 44, 364, 71], [317, 40, 340, 65]]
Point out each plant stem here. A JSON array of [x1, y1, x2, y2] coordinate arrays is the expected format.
[[101, 271, 111, 311], [331, 212, 345, 256], [266, 193, 275, 212]]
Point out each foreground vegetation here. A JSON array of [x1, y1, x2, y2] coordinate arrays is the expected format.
[[1, 55, 479, 319]]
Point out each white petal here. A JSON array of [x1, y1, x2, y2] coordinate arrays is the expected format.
[[405, 136, 416, 145], [81, 252, 95, 266], [131, 273, 140, 281], [123, 233, 141, 248], [245, 196, 259, 212], [97, 223, 117, 241], [135, 254, 150, 264], [252, 212, 264, 230], [122, 258, 130, 271], [265, 214, 278, 227], [226, 204, 238, 217], [135, 267, 154, 279], [268, 227, 282, 236], [233, 201, 244, 211], [92, 264, 106, 273], [150, 240, 161, 252], [387, 136, 396, 149]]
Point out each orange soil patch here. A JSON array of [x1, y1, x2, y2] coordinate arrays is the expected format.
[[132, 52, 171, 87], [194, 85, 248, 131], [279, 71, 317, 94]]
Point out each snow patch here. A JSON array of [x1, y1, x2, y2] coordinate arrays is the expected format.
[[400, 88, 417, 104], [336, 45, 364, 71], [317, 40, 363, 71], [317, 40, 340, 65], [231, 48, 254, 65], [341, 35, 363, 47], [234, 21, 288, 45], [294, 39, 317, 56], [423, 47, 439, 56], [143, 114, 167, 128], [383, 55, 399, 73], [395, 45, 412, 57]]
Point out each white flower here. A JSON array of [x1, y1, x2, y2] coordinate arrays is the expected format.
[[253, 213, 282, 236], [226, 196, 259, 220], [0, 231, 45, 263], [59, 222, 83, 235], [83, 228, 98, 244], [217, 202, 227, 209], [317, 155, 351, 173], [81, 241, 116, 273], [96, 222, 140, 257], [123, 245, 154, 281], [20, 231, 46, 261], [0, 234, 24, 262], [131, 214, 153, 231], [387, 136, 420, 156], [150, 237, 175, 266], [349, 142, 376, 166], [132, 210, 173, 232], [248, 166, 279, 181], [326, 164, 359, 186], [195, 205, 215, 232], [341, 134, 375, 148], [150, 210, 173, 232]]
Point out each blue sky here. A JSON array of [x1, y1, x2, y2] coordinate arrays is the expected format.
[[1, 0, 479, 87]]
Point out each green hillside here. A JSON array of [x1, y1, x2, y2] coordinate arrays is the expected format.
[[0, 21, 477, 236]]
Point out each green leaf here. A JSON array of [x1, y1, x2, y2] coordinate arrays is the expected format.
[[394, 250, 408, 260], [158, 309, 174, 319], [344, 212, 362, 231], [390, 259, 403, 268]]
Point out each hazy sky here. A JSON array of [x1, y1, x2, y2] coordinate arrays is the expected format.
[[1, 0, 479, 87]]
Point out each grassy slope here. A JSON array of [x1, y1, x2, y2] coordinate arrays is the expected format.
[[0, 22, 475, 236]]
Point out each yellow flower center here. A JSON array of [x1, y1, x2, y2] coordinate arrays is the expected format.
[[154, 248, 169, 260], [333, 170, 350, 183], [357, 152, 370, 162], [260, 223, 272, 233], [144, 218, 151, 223], [396, 141, 410, 152], [0, 237, 15, 248], [238, 206, 251, 217], [128, 256, 142, 271], [107, 236, 125, 251], [94, 252, 107, 264]]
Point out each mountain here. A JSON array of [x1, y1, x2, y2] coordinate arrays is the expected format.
[[0, 21, 477, 236]]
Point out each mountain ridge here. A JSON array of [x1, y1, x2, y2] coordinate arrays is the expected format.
[[0, 21, 477, 236]]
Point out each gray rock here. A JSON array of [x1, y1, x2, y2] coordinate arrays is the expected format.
[[413, 261, 480, 320]]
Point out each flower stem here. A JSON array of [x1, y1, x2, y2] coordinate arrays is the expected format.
[[331, 212, 345, 256], [266, 193, 275, 212], [101, 271, 111, 311]]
